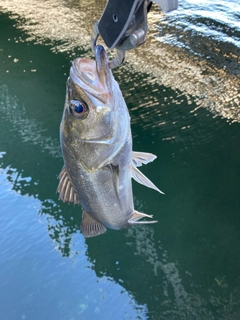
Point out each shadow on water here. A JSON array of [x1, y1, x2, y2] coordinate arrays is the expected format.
[[1, 4, 240, 320]]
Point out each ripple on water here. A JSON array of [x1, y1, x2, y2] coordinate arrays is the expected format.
[[0, 164, 42, 265], [0, 0, 239, 123]]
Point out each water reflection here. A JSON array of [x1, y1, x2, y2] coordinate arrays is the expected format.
[[2, 147, 240, 319], [0, 85, 61, 158], [84, 221, 240, 319], [0, 154, 149, 319], [0, 0, 239, 122], [1, 5, 240, 319]]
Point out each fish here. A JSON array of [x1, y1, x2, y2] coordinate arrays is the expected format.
[[57, 45, 163, 238]]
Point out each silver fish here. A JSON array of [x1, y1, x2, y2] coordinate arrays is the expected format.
[[57, 45, 163, 238]]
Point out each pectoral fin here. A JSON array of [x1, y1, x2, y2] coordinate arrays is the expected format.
[[108, 164, 119, 194], [57, 166, 80, 204], [132, 151, 157, 167], [131, 165, 164, 194], [81, 211, 107, 238], [128, 210, 158, 224]]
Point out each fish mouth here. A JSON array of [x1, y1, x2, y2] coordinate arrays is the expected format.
[[70, 45, 112, 104]]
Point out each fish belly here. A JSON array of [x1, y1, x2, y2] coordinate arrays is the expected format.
[[70, 163, 134, 230]]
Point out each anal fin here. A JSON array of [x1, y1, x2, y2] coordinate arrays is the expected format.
[[57, 166, 80, 204], [81, 211, 107, 238], [128, 210, 158, 225]]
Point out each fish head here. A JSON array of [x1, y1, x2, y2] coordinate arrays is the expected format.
[[62, 45, 118, 141]]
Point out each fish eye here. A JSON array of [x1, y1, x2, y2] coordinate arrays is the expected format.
[[69, 100, 88, 118]]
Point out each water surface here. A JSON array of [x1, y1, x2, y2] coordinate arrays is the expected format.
[[0, 1, 240, 319]]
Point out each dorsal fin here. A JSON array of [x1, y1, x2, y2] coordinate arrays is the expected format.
[[81, 211, 107, 238], [57, 166, 80, 204], [131, 165, 164, 194], [132, 151, 157, 167]]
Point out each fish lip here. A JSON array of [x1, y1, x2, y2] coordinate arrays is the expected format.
[[95, 45, 111, 86], [95, 44, 108, 73]]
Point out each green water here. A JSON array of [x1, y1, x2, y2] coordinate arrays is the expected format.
[[1, 6, 240, 320]]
